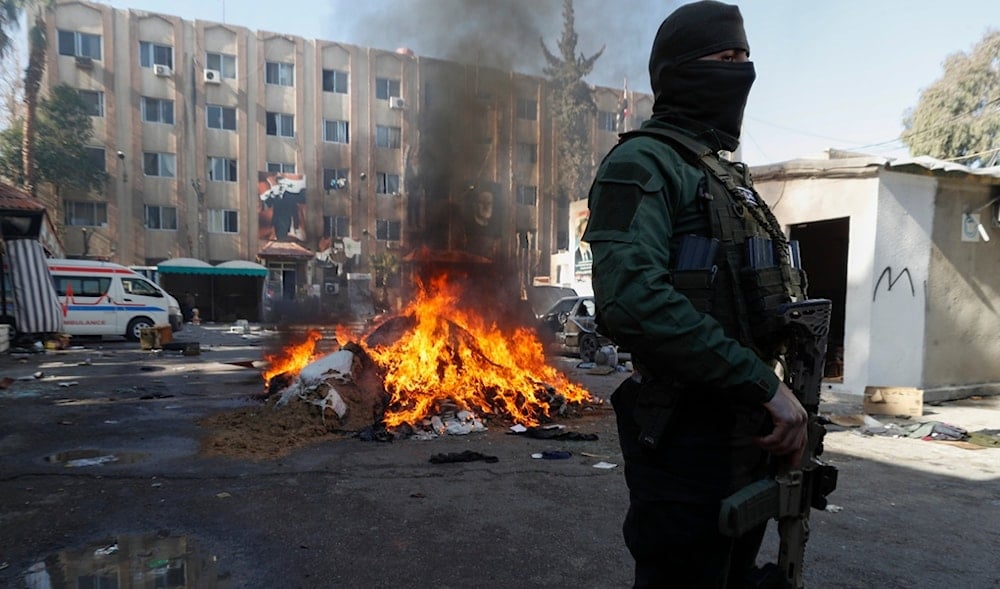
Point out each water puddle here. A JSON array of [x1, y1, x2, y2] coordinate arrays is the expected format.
[[44, 449, 146, 467], [20, 532, 231, 588]]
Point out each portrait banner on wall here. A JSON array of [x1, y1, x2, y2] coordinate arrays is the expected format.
[[570, 199, 591, 282], [258, 172, 308, 243]]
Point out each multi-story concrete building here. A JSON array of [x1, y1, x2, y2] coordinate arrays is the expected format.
[[41, 0, 651, 320]]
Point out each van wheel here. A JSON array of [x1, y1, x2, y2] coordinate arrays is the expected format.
[[126, 317, 154, 341]]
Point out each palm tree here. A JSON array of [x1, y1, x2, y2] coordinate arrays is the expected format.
[[0, 1, 50, 196], [21, 7, 45, 196]]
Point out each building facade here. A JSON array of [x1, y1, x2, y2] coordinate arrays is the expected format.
[[41, 0, 651, 320]]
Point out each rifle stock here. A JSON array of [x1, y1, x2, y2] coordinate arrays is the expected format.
[[719, 299, 839, 589]]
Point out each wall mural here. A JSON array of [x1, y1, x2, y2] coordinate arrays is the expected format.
[[258, 172, 308, 243]]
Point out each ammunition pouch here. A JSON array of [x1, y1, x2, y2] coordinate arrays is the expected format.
[[740, 265, 807, 352], [633, 379, 681, 451], [670, 268, 717, 314]]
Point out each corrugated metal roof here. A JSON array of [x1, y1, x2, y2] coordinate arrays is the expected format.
[[752, 153, 1000, 181]]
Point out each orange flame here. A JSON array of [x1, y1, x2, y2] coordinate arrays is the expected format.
[[364, 275, 592, 428], [262, 329, 323, 384]]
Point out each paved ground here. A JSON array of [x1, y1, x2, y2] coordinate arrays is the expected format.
[[0, 323, 997, 588]]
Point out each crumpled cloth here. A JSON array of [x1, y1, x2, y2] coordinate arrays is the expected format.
[[905, 421, 968, 441], [429, 450, 499, 464], [513, 427, 599, 441]]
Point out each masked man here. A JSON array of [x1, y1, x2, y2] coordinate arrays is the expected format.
[[583, 2, 808, 586]]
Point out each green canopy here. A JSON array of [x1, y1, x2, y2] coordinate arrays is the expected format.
[[158, 258, 268, 277]]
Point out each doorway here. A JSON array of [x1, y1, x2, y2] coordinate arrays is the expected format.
[[789, 217, 849, 380]]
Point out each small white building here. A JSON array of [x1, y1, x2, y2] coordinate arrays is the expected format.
[[753, 151, 1000, 402]]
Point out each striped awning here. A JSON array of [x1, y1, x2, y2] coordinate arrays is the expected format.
[[5, 238, 63, 334]]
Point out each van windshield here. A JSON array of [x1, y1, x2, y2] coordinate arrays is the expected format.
[[122, 277, 162, 297]]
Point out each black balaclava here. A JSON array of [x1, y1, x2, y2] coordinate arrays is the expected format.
[[649, 0, 755, 152]]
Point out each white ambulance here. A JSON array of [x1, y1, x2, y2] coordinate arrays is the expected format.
[[46, 259, 180, 341]]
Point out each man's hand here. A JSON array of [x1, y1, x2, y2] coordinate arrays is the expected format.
[[755, 381, 808, 466]]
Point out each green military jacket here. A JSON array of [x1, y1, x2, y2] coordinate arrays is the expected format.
[[584, 119, 780, 405]]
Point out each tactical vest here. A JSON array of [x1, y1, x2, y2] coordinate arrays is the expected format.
[[618, 128, 807, 360]]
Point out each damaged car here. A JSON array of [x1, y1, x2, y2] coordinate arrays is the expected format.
[[539, 296, 615, 363]]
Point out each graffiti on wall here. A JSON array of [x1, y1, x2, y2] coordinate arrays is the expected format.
[[258, 172, 307, 243], [872, 266, 915, 301]]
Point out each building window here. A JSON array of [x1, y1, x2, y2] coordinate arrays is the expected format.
[[516, 184, 537, 206], [322, 69, 348, 93], [208, 157, 237, 182], [266, 112, 295, 137], [375, 77, 401, 100], [517, 97, 537, 121], [323, 168, 348, 190], [375, 125, 401, 149], [84, 147, 106, 172], [65, 200, 108, 226], [598, 110, 617, 132], [139, 41, 173, 69], [517, 142, 537, 164], [208, 209, 238, 233], [206, 52, 236, 79], [267, 162, 296, 174], [323, 119, 349, 144], [265, 61, 294, 86], [323, 215, 350, 238], [144, 205, 178, 230], [376, 172, 400, 195], [375, 218, 401, 241], [141, 97, 174, 124], [57, 30, 102, 60], [206, 104, 237, 130], [78, 90, 104, 117], [143, 152, 176, 178]]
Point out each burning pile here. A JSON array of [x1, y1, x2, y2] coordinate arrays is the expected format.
[[262, 275, 594, 434]]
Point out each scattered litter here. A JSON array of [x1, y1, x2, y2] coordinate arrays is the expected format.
[[216, 492, 232, 499], [410, 492, 426, 499], [65, 455, 118, 467], [429, 450, 498, 464], [532, 450, 572, 460], [147, 558, 169, 569], [581, 452, 608, 458], [905, 421, 968, 441], [0, 561, 8, 570], [592, 461, 618, 469], [968, 429, 1000, 448], [587, 365, 616, 375], [104, 420, 118, 424], [825, 504, 844, 513], [509, 424, 528, 434], [94, 543, 119, 556], [58, 420, 73, 426], [58, 381, 79, 388], [17, 371, 44, 381], [78, 358, 92, 366], [511, 425, 598, 441], [309, 388, 348, 421], [576, 361, 596, 369], [0, 377, 14, 389]]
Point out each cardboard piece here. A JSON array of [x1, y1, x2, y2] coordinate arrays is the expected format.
[[863, 386, 923, 418]]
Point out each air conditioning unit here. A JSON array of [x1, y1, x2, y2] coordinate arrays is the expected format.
[[75, 56, 94, 69], [388, 96, 405, 110], [203, 69, 221, 84], [153, 64, 172, 77]]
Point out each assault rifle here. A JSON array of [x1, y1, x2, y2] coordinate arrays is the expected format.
[[718, 299, 839, 589]]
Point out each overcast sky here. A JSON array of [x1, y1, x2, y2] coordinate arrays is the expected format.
[[94, 0, 998, 166]]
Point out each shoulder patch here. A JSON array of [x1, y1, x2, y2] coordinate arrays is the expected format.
[[586, 182, 643, 234], [604, 161, 652, 185]]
